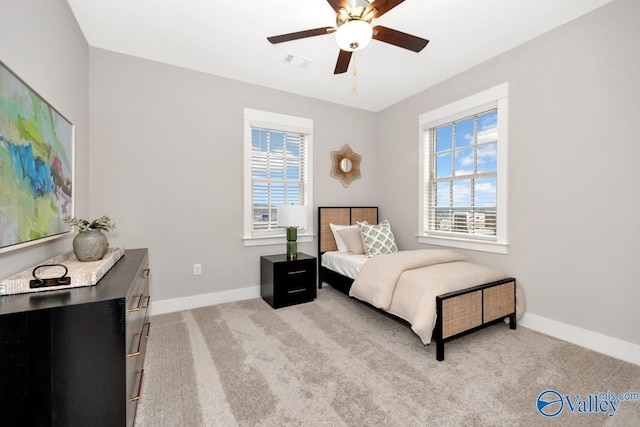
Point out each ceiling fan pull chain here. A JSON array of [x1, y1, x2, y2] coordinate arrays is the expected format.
[[352, 54, 358, 91]]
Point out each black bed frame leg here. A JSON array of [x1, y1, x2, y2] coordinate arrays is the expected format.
[[436, 340, 444, 361], [509, 314, 516, 330]]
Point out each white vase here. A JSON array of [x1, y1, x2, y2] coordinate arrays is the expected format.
[[73, 230, 108, 262]]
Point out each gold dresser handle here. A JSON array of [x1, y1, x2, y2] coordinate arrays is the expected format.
[[142, 321, 151, 339], [128, 322, 151, 357], [141, 268, 150, 278], [129, 369, 144, 402], [128, 293, 143, 312], [127, 331, 143, 358]]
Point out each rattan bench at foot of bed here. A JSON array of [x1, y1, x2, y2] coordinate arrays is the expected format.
[[434, 277, 516, 361]]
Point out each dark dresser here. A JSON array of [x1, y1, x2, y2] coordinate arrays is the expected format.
[[260, 253, 317, 308], [0, 248, 151, 427]]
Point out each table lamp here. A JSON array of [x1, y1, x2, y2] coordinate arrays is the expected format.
[[277, 205, 307, 260]]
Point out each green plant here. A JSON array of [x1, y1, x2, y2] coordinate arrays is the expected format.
[[64, 215, 116, 232]]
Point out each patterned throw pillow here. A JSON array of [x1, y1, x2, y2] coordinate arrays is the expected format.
[[358, 220, 398, 257]]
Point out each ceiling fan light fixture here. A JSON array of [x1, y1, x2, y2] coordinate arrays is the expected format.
[[335, 20, 372, 52]]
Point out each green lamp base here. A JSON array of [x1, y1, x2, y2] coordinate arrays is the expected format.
[[286, 227, 297, 260]]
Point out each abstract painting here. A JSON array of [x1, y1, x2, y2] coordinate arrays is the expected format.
[[0, 60, 73, 253]]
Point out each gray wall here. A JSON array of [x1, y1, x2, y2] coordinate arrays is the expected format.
[[376, 0, 639, 345], [0, 0, 89, 279], [1, 0, 637, 350], [88, 49, 378, 301]]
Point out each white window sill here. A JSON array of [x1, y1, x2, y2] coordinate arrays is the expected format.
[[243, 233, 315, 247], [417, 235, 509, 254]]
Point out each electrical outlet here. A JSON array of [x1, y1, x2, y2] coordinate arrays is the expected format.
[[193, 263, 202, 276]]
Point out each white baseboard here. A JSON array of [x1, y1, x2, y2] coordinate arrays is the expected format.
[[519, 313, 640, 366], [149, 286, 261, 316]]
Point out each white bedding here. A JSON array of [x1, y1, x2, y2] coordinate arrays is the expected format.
[[349, 249, 512, 344], [321, 251, 368, 280], [323, 249, 524, 345]]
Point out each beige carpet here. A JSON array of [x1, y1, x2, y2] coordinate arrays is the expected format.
[[134, 285, 640, 426]]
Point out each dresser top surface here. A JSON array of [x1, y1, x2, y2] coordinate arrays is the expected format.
[[0, 248, 148, 315]]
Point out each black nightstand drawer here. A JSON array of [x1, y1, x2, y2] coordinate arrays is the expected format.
[[261, 253, 317, 309], [276, 260, 314, 289], [279, 285, 315, 307]]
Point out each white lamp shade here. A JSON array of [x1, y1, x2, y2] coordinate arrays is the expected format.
[[277, 205, 307, 228], [335, 20, 373, 52]]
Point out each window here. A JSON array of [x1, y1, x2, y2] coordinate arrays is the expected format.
[[243, 108, 313, 246], [418, 84, 508, 254]]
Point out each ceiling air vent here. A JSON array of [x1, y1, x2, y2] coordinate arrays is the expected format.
[[283, 53, 312, 70]]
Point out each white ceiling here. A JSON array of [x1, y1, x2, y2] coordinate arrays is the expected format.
[[66, 0, 613, 112]]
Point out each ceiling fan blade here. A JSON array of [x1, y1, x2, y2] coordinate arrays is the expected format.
[[267, 27, 334, 44], [372, 25, 429, 52], [366, 0, 406, 18], [326, 0, 348, 14], [334, 50, 353, 74]]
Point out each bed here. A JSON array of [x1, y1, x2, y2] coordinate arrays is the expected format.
[[317, 206, 518, 361]]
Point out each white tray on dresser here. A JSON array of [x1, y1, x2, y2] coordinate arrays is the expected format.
[[0, 247, 125, 295]]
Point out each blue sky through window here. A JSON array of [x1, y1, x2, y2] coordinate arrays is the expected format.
[[434, 109, 498, 207]]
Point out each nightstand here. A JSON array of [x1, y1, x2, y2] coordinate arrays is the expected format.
[[260, 253, 317, 308]]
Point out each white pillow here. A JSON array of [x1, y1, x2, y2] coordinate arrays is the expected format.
[[358, 219, 398, 257], [329, 223, 359, 253], [337, 227, 366, 255]]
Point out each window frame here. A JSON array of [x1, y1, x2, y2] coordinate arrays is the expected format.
[[243, 108, 313, 247], [418, 83, 509, 254]]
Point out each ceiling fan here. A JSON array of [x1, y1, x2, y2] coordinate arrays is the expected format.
[[267, 0, 429, 74]]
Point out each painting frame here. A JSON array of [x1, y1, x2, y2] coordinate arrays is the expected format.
[[0, 59, 74, 254]]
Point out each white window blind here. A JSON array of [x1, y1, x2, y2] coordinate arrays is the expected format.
[[251, 127, 307, 234]]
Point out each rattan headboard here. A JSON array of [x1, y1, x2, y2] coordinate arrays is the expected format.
[[318, 207, 378, 253]]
